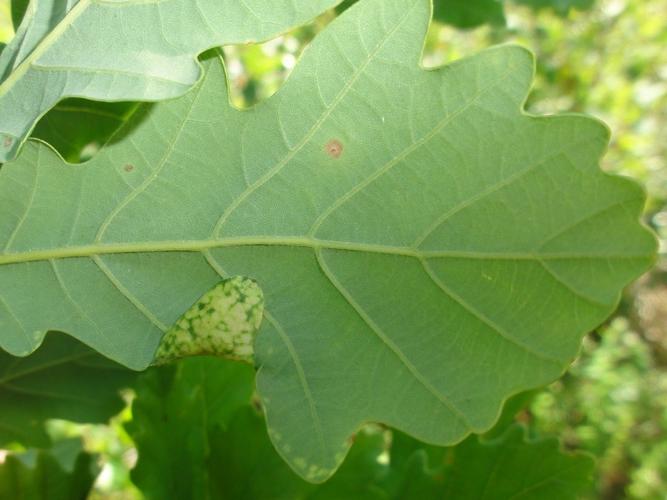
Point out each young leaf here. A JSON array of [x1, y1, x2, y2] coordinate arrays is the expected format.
[[0, 0, 655, 482], [0, 333, 136, 448], [0, 438, 99, 500], [0, 0, 342, 162]]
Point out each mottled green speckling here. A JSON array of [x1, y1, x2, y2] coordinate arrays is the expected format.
[[152, 277, 264, 365]]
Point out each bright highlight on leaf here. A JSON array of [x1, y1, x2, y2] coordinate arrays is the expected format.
[[153, 277, 264, 365], [0, 0, 656, 483], [0, 0, 341, 162]]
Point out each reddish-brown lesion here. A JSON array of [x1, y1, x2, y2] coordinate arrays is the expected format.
[[325, 139, 344, 159], [124, 164, 135, 172]]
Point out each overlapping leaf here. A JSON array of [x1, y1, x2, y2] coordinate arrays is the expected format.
[[129, 357, 593, 498], [0, 0, 341, 162], [388, 426, 595, 499], [127, 358, 256, 499], [0, 0, 655, 482], [0, 333, 136, 447], [28, 99, 139, 163]]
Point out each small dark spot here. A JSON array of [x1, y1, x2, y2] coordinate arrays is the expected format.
[[251, 394, 263, 412], [124, 164, 134, 172], [325, 139, 344, 159], [3, 136, 12, 148]]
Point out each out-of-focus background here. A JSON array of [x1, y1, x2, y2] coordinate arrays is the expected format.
[[1, 1, 666, 498]]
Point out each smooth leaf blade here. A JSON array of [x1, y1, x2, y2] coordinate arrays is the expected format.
[[0, 0, 342, 162], [0, 0, 656, 482]]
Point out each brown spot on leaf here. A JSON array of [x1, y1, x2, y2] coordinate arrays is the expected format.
[[325, 139, 343, 159], [3, 137, 12, 148], [124, 164, 134, 172]]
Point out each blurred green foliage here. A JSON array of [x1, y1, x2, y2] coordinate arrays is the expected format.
[[1, 1, 665, 498], [532, 318, 667, 498]]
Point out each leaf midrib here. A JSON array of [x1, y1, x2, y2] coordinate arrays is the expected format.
[[0, 235, 648, 266]]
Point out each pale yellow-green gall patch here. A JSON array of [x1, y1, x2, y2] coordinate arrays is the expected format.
[[152, 277, 264, 365]]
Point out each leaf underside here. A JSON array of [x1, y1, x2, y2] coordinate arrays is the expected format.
[[0, 0, 655, 482], [0, 0, 342, 162]]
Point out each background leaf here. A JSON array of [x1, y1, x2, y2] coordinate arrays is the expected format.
[[337, 0, 506, 28], [126, 358, 256, 500], [9, 0, 28, 29], [0, 333, 136, 448], [129, 357, 593, 500], [29, 99, 140, 163], [0, 438, 99, 500], [433, 0, 505, 28], [0, 0, 342, 162], [514, 0, 595, 15], [387, 427, 595, 499], [0, 0, 655, 482]]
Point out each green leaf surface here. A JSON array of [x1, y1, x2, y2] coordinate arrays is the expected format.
[[387, 426, 595, 499], [0, 0, 655, 482], [0, 0, 342, 162], [130, 357, 389, 499], [337, 0, 506, 28], [129, 357, 593, 498], [0, 333, 136, 448], [127, 358, 257, 500], [0, 438, 99, 500]]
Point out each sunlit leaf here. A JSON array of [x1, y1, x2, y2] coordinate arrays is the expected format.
[[0, 0, 341, 162], [0, 0, 655, 481]]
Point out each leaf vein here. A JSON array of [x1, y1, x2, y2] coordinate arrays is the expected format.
[[419, 258, 562, 365], [212, 1, 420, 238], [91, 256, 168, 332], [314, 248, 473, 430]]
